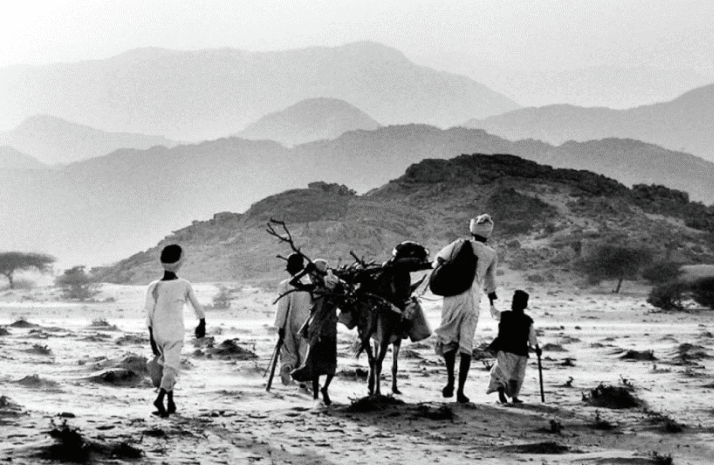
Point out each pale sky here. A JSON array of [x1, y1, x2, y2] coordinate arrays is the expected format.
[[1, 0, 713, 74]]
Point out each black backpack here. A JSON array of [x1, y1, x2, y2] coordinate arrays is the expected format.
[[428, 239, 478, 297]]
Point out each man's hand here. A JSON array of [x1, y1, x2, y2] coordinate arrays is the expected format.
[[149, 327, 160, 356], [195, 318, 206, 338], [535, 346, 542, 357]]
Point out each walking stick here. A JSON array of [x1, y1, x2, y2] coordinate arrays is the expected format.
[[265, 335, 284, 392], [537, 351, 545, 402]]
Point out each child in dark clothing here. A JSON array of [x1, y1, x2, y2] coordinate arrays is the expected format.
[[487, 290, 541, 404]]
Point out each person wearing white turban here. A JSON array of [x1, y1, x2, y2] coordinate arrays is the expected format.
[[433, 214, 499, 403]]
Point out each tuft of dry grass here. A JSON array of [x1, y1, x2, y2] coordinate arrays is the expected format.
[[584, 383, 643, 409], [345, 394, 405, 413]]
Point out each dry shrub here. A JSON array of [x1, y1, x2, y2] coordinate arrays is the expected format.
[[647, 281, 687, 311], [542, 343, 567, 352], [620, 349, 657, 361], [41, 420, 142, 463], [584, 383, 643, 409], [87, 369, 144, 387], [26, 344, 52, 355], [10, 318, 37, 328], [691, 277, 714, 309], [500, 441, 570, 454], [346, 395, 405, 413], [591, 410, 616, 430], [674, 343, 710, 361], [209, 339, 257, 360]]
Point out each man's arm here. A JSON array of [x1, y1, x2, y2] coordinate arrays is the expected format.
[[145, 283, 160, 355], [186, 283, 206, 338], [274, 280, 290, 338], [529, 324, 541, 356]]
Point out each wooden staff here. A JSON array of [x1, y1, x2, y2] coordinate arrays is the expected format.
[[265, 334, 284, 392], [537, 350, 545, 402]]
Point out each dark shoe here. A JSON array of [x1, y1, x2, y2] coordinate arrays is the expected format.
[[442, 384, 454, 398], [456, 391, 470, 403], [153, 398, 167, 417]]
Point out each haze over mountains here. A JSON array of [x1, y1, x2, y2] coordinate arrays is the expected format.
[[0, 42, 519, 141], [466, 83, 714, 163], [0, 146, 46, 170], [235, 98, 381, 147], [0, 115, 177, 165], [417, 51, 714, 109], [2, 125, 714, 268]]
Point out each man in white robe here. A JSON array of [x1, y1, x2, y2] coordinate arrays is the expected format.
[[146, 244, 206, 417], [274, 253, 312, 386], [434, 214, 498, 403]]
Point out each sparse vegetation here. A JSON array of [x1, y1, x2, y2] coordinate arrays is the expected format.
[[55, 266, 98, 300], [577, 243, 653, 292], [212, 285, 234, 309], [690, 277, 714, 309], [648, 281, 687, 311], [0, 252, 55, 289], [584, 383, 642, 409], [642, 261, 683, 285]]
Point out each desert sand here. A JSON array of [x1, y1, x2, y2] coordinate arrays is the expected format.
[[1, 275, 713, 464]]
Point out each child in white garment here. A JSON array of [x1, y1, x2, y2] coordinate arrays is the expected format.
[[146, 244, 206, 417]]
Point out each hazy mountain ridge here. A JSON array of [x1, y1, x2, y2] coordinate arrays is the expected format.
[[0, 115, 177, 164], [465, 83, 714, 163], [236, 98, 381, 146], [0, 146, 47, 170], [3, 125, 713, 268], [0, 42, 520, 140], [95, 154, 714, 285]]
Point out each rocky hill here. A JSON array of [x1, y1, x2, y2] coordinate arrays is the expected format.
[[3, 125, 714, 268], [236, 98, 380, 147], [0, 42, 520, 140], [465, 83, 714, 163], [96, 154, 714, 285], [0, 115, 177, 164]]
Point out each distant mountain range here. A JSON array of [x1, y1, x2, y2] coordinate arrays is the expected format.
[[465, 83, 714, 163], [0, 115, 177, 164], [0, 146, 46, 170], [0, 42, 520, 140], [2, 125, 713, 268], [95, 154, 714, 285], [235, 98, 381, 147], [415, 51, 714, 109]]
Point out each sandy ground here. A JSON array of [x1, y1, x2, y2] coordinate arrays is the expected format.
[[1, 279, 713, 464]]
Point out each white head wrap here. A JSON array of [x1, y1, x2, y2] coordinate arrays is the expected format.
[[469, 214, 494, 238]]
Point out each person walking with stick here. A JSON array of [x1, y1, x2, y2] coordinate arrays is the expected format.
[[433, 214, 499, 404], [270, 253, 312, 388], [487, 290, 542, 404]]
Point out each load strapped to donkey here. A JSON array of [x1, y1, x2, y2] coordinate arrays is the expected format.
[[266, 218, 432, 397]]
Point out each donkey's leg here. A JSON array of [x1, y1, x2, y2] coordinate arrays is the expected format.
[[391, 339, 402, 394], [373, 328, 391, 397], [365, 342, 376, 396], [321, 374, 334, 406]]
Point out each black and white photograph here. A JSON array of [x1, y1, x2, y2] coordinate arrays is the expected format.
[[1, 1, 713, 463]]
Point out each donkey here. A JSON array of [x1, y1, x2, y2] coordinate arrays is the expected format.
[[340, 244, 430, 396]]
